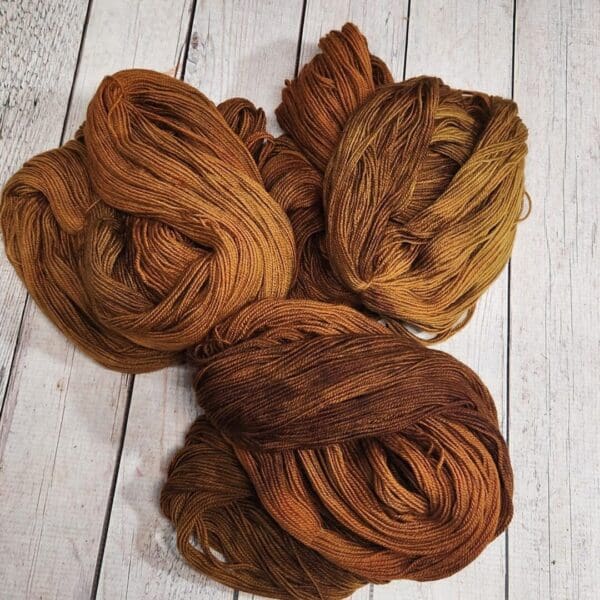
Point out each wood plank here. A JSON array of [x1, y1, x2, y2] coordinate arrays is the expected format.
[[0, 0, 88, 407], [0, 326, 130, 599], [300, 0, 409, 76], [0, 1, 193, 598], [97, 2, 305, 598], [509, 1, 600, 598], [185, 0, 306, 132], [94, 365, 232, 600], [369, 1, 514, 598]]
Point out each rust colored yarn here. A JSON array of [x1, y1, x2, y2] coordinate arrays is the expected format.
[[265, 23, 528, 341], [260, 135, 358, 306], [161, 299, 513, 599], [0, 70, 294, 371]]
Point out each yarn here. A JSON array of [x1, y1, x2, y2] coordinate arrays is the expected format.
[[267, 23, 528, 341], [260, 135, 358, 306], [0, 70, 295, 371], [161, 299, 513, 599], [0, 29, 520, 600], [217, 97, 273, 161]]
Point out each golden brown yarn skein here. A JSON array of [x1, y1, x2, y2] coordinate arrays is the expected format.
[[1, 70, 295, 371], [161, 299, 513, 599], [0, 128, 169, 371], [269, 23, 528, 341]]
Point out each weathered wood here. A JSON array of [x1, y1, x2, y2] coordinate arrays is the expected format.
[[94, 365, 233, 600], [0, 1, 193, 598], [300, 0, 409, 76], [185, 0, 306, 132], [62, 0, 194, 137], [0, 0, 88, 407], [509, 1, 600, 598], [0, 324, 130, 599]]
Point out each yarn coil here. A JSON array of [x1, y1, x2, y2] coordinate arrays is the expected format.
[[267, 23, 528, 341], [161, 299, 513, 599], [0, 70, 295, 371]]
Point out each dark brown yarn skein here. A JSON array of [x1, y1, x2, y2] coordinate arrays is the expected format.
[[161, 299, 513, 600]]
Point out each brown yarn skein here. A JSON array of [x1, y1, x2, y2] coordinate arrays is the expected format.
[[0, 128, 169, 371], [161, 299, 513, 599], [270, 23, 528, 341], [1, 70, 295, 371]]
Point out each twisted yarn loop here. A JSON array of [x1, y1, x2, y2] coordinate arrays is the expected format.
[[162, 299, 513, 599], [1, 70, 295, 371], [0, 129, 168, 371], [161, 418, 366, 600], [260, 135, 358, 305], [270, 23, 528, 341], [217, 97, 274, 161]]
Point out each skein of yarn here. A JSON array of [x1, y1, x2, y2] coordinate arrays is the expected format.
[[0, 70, 295, 371], [0, 24, 520, 600], [161, 299, 513, 600], [265, 23, 529, 341]]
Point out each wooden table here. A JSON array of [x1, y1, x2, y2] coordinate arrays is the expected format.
[[0, 1, 598, 598]]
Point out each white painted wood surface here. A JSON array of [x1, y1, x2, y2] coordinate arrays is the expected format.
[[186, 0, 306, 132], [0, 0, 598, 599], [510, 1, 600, 599], [95, 365, 232, 600], [299, 0, 409, 74]]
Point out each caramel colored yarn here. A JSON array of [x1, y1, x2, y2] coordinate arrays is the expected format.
[[1, 30, 519, 600], [1, 70, 294, 371], [260, 135, 358, 306], [161, 299, 513, 599], [268, 23, 528, 341]]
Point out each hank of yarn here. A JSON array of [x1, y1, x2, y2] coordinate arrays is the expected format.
[[1, 69, 295, 371], [162, 299, 513, 599], [268, 23, 528, 342]]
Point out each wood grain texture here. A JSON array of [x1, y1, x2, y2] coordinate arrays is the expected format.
[[374, 1, 514, 598], [185, 0, 306, 132], [300, 0, 409, 77], [0, 0, 88, 409], [509, 0, 600, 598], [62, 0, 193, 138], [0, 1, 193, 598], [95, 365, 232, 600], [0, 302, 130, 599]]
